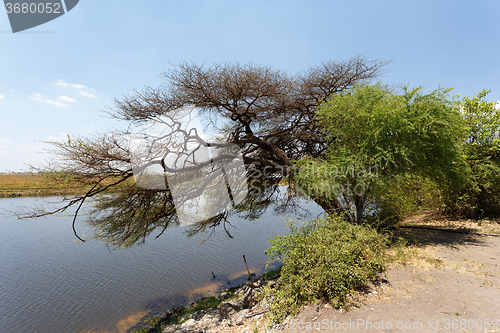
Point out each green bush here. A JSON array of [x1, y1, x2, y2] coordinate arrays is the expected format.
[[146, 316, 160, 327], [443, 89, 500, 218], [262, 215, 388, 323], [263, 265, 282, 279], [444, 158, 500, 218], [131, 328, 148, 333], [372, 174, 443, 224]]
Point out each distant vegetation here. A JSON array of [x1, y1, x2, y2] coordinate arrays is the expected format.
[[0, 173, 87, 197], [0, 173, 125, 197]]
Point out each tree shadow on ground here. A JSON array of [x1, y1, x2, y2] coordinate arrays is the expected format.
[[391, 211, 500, 249], [392, 227, 489, 250]]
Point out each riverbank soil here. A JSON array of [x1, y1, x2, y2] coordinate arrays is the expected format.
[[282, 214, 500, 333]]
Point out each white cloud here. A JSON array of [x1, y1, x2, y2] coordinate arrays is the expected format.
[[58, 96, 77, 103], [0, 94, 4, 100], [33, 96, 66, 108], [55, 79, 93, 90], [495, 101, 500, 110], [31, 93, 76, 108], [0, 139, 11, 149], [80, 91, 97, 98], [54, 80, 97, 98], [54, 79, 68, 87]]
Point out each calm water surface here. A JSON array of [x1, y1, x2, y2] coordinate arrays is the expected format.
[[0, 195, 322, 333]]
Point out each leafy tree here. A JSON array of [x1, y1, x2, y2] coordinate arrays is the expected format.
[[445, 89, 500, 218], [24, 58, 387, 246], [295, 83, 465, 224]]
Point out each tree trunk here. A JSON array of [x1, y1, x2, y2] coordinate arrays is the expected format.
[[311, 193, 352, 222], [355, 193, 366, 224]]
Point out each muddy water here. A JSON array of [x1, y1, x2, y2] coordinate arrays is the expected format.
[[0, 195, 322, 333]]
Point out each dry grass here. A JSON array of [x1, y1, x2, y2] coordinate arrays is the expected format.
[[385, 211, 500, 270], [400, 211, 500, 235], [0, 173, 92, 197]]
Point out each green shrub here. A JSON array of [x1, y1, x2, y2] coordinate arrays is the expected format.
[[443, 89, 500, 218], [262, 215, 388, 323], [131, 328, 148, 333], [146, 316, 160, 327], [372, 174, 443, 224], [263, 265, 282, 279], [192, 296, 223, 312]]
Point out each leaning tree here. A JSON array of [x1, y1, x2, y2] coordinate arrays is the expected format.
[[24, 57, 387, 247]]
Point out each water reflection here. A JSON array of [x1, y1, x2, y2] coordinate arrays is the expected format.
[[0, 195, 322, 333]]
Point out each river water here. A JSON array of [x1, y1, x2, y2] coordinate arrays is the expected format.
[[0, 194, 322, 333]]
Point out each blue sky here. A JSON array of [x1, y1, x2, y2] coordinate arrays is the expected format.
[[1, 0, 499, 172]]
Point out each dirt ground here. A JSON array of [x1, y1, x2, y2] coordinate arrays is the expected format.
[[281, 216, 500, 333]]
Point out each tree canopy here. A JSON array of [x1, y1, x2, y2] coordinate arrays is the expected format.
[[295, 83, 465, 223], [443, 90, 500, 218]]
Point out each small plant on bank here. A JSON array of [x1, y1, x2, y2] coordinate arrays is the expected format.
[[263, 265, 282, 279], [131, 328, 148, 333], [165, 292, 238, 325], [192, 296, 224, 313], [167, 306, 190, 325], [146, 315, 160, 327], [262, 214, 389, 323], [132, 285, 240, 331]]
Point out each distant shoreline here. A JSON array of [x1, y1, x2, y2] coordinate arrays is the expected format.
[[0, 173, 89, 198]]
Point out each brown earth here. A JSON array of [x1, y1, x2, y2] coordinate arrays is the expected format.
[[281, 215, 500, 333]]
